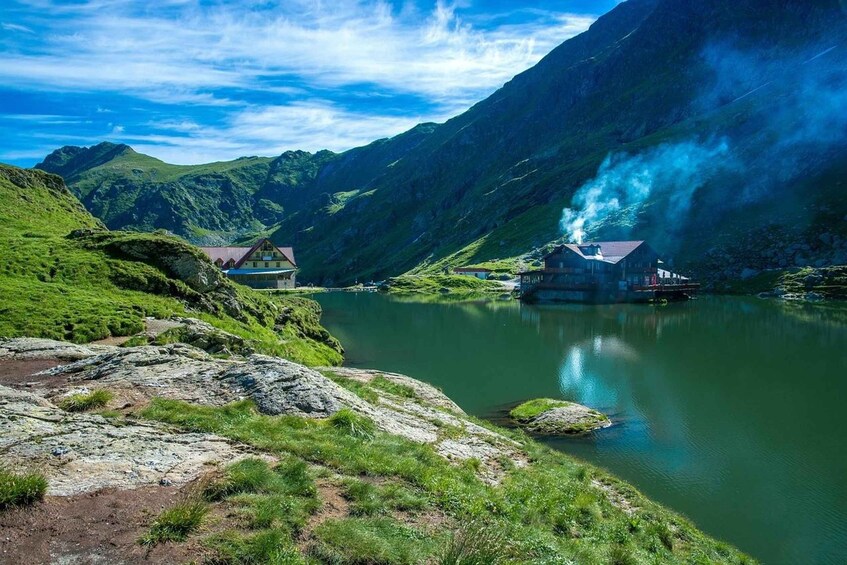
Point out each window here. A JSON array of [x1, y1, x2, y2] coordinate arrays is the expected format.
[[275, 262, 280, 267], [264, 262, 269, 267]]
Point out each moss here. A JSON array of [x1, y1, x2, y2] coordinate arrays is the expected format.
[[509, 398, 571, 421]]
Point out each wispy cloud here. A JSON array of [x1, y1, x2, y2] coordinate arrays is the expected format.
[[1, 0, 601, 164]]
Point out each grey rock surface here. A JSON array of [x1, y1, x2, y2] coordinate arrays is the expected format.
[[519, 403, 612, 435], [0, 385, 250, 496]]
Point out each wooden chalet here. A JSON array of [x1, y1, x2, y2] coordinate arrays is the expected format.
[[519, 241, 698, 303], [200, 238, 297, 290]]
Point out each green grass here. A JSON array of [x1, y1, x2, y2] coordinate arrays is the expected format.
[[328, 408, 376, 440], [437, 520, 510, 565], [509, 398, 571, 421], [205, 528, 305, 564], [341, 478, 429, 517], [139, 499, 209, 545], [142, 398, 753, 564], [309, 517, 436, 565], [321, 371, 381, 404], [0, 468, 48, 509], [58, 389, 113, 412], [370, 376, 417, 399], [0, 164, 342, 367], [382, 275, 505, 300]]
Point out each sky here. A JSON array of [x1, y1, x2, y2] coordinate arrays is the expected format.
[[1, 0, 619, 166]]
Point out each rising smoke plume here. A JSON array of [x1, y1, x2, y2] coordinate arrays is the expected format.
[[559, 35, 846, 244], [560, 139, 734, 244]]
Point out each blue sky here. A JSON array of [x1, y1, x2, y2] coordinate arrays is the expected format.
[[1, 1, 619, 166]]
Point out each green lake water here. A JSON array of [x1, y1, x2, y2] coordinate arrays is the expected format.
[[315, 292, 847, 564]]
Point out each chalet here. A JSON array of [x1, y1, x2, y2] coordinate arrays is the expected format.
[[199, 238, 297, 290], [453, 267, 492, 280], [519, 241, 698, 303]]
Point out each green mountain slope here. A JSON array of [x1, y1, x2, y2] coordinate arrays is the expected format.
[[37, 0, 847, 286], [0, 164, 342, 365]]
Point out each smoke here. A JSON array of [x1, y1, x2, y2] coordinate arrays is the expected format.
[[559, 35, 847, 244], [560, 139, 734, 243]]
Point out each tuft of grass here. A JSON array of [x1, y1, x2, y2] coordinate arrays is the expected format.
[[0, 468, 48, 509], [204, 457, 318, 533], [309, 517, 435, 564], [509, 398, 571, 421], [342, 478, 429, 517], [139, 499, 208, 545], [370, 376, 417, 399], [322, 371, 380, 404], [205, 528, 305, 564], [58, 389, 113, 412], [438, 520, 509, 565], [328, 408, 376, 440]]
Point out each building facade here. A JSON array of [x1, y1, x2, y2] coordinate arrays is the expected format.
[[200, 239, 297, 290], [519, 241, 697, 303], [453, 267, 492, 280]]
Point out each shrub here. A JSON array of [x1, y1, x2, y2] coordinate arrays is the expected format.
[[139, 499, 208, 545], [58, 389, 113, 412], [0, 467, 48, 509]]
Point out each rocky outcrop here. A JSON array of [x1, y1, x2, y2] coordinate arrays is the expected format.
[[0, 385, 251, 496], [521, 404, 612, 435], [1, 338, 526, 487], [511, 399, 611, 435]]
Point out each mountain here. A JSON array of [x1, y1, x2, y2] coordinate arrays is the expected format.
[[37, 0, 847, 286], [0, 163, 342, 365]]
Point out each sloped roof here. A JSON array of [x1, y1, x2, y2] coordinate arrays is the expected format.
[[198, 246, 250, 265], [547, 241, 646, 264], [199, 238, 296, 268]]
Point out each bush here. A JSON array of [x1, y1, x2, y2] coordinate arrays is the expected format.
[[0, 467, 48, 509], [58, 389, 113, 412], [139, 499, 208, 545]]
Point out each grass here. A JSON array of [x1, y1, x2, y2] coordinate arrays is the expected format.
[[321, 371, 381, 404], [0, 468, 48, 509], [142, 398, 753, 564], [309, 517, 435, 565], [381, 275, 505, 299], [139, 499, 209, 545], [58, 389, 113, 412], [509, 398, 571, 421], [0, 164, 343, 367], [437, 520, 510, 565], [328, 408, 376, 440], [341, 478, 428, 516], [370, 376, 417, 399]]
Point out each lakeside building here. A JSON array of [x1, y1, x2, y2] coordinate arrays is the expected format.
[[519, 240, 698, 303], [453, 267, 493, 280], [200, 238, 296, 290]]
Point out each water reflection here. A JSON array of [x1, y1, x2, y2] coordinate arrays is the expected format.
[[316, 293, 847, 563]]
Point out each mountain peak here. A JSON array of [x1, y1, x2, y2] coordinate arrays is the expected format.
[[35, 142, 134, 182]]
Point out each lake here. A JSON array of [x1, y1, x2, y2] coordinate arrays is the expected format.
[[315, 292, 847, 564]]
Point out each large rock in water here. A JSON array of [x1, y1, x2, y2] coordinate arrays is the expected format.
[[510, 398, 611, 435]]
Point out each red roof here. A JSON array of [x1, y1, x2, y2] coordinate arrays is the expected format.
[[548, 241, 646, 264], [199, 239, 296, 268]]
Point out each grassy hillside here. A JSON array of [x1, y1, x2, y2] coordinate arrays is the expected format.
[[0, 164, 341, 366]]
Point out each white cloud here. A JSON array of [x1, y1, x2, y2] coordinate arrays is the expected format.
[[0, 1, 594, 103]]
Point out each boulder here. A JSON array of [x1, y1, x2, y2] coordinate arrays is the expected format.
[[510, 398, 611, 435]]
